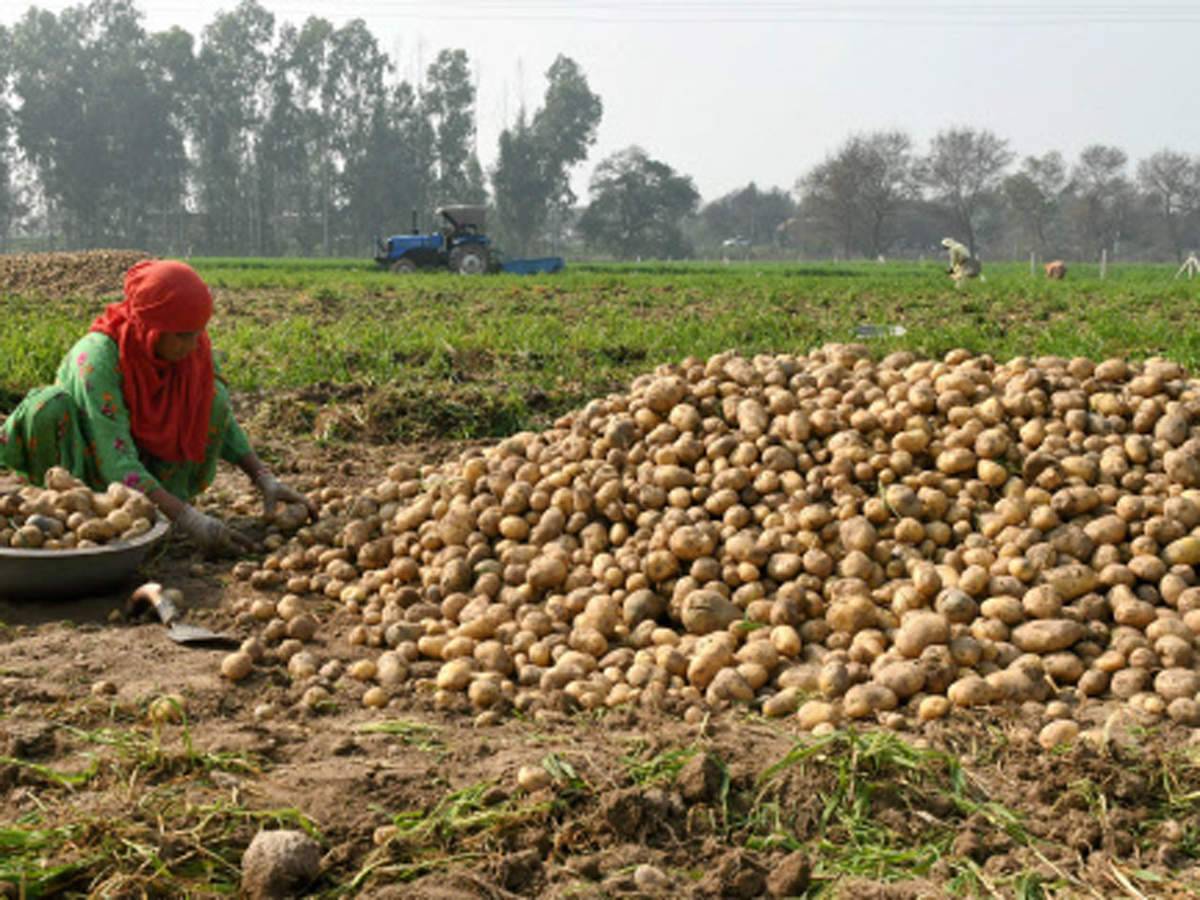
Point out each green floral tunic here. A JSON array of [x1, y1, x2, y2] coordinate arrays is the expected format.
[[0, 332, 252, 501]]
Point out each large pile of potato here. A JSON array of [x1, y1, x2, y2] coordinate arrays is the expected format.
[[0, 249, 150, 298], [229, 344, 1200, 738], [0, 468, 157, 549]]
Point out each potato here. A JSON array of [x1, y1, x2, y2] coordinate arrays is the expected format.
[[947, 675, 993, 708], [1154, 668, 1200, 702], [437, 658, 475, 691], [894, 612, 949, 658], [826, 595, 878, 635], [686, 635, 734, 689], [1038, 719, 1079, 750], [761, 688, 800, 718], [517, 765, 551, 792], [843, 683, 898, 719], [873, 661, 926, 699], [222, 346, 1200, 729], [77, 518, 116, 543], [680, 590, 740, 635], [796, 699, 838, 731], [220, 651, 254, 681], [1011, 620, 1084, 654], [362, 686, 390, 708], [706, 668, 754, 705], [917, 695, 950, 722]]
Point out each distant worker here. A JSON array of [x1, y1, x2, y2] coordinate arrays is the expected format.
[[1176, 252, 1200, 280], [941, 237, 982, 287], [1044, 260, 1067, 280]]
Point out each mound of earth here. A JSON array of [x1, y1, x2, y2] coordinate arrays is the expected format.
[[0, 249, 151, 297]]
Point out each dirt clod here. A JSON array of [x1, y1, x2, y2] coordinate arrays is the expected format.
[[677, 752, 724, 804], [766, 850, 811, 897], [601, 788, 647, 840], [496, 848, 542, 892], [2, 722, 56, 759], [693, 850, 766, 899], [241, 829, 322, 900], [633, 863, 674, 894]]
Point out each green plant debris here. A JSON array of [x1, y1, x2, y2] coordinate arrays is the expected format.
[[621, 741, 699, 786], [355, 719, 444, 753]]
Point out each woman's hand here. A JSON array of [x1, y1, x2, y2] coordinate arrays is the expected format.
[[255, 472, 318, 522], [174, 504, 253, 557]]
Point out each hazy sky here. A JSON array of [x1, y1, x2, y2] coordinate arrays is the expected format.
[[4, 1, 1200, 202]]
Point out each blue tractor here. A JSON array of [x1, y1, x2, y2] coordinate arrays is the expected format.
[[374, 205, 565, 275]]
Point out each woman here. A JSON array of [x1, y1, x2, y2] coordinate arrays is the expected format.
[[0, 259, 314, 555]]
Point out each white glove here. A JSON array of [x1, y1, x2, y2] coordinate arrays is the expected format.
[[254, 472, 317, 521], [174, 505, 250, 557]]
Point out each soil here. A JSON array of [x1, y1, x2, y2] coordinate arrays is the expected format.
[[3, 433, 1200, 898], [0, 250, 151, 298]]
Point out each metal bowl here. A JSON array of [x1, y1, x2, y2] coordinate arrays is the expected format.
[[0, 515, 171, 601]]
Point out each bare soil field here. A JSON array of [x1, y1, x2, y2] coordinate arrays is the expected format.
[[2, 433, 1199, 897]]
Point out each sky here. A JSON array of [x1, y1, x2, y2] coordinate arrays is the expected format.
[[3, 1, 1200, 203]]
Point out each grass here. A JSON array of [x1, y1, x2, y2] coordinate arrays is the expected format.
[[0, 708, 275, 897], [350, 780, 556, 891], [621, 739, 699, 785], [354, 718, 444, 753], [4, 258, 1200, 440], [739, 728, 1085, 896]]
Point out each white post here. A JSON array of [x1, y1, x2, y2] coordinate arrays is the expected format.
[[1100, 248, 1108, 280], [1030, 251, 1036, 277]]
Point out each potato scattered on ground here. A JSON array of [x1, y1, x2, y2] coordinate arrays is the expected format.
[[230, 344, 1200, 739]]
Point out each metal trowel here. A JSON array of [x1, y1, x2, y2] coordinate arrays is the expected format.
[[128, 582, 239, 648]]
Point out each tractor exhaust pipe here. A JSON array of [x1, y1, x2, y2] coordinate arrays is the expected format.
[[411, 209, 418, 234]]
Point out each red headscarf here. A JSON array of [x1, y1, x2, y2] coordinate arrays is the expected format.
[[90, 260, 215, 464]]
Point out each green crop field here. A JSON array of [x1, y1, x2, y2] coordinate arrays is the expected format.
[[3, 259, 1197, 443]]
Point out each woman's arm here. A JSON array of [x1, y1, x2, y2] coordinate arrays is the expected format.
[[236, 450, 318, 521]]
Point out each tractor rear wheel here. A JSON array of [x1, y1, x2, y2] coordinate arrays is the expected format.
[[450, 245, 488, 275], [390, 258, 417, 274]]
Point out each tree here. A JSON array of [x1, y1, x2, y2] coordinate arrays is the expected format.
[[492, 55, 602, 253], [531, 56, 603, 207], [8, 0, 190, 248], [192, 0, 275, 254], [578, 146, 699, 259], [855, 131, 919, 257], [798, 131, 916, 258], [701, 182, 795, 248], [1069, 144, 1133, 259], [326, 20, 399, 252], [491, 111, 549, 253], [423, 49, 485, 204], [1137, 149, 1200, 262], [798, 145, 865, 257], [1003, 151, 1068, 256], [9, 4, 100, 245], [0, 23, 23, 249], [144, 24, 199, 253], [922, 126, 1013, 256], [256, 21, 310, 254]]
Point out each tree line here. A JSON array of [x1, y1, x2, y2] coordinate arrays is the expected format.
[[779, 129, 1200, 265], [0, 0, 604, 258], [0, 1, 1197, 263]]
